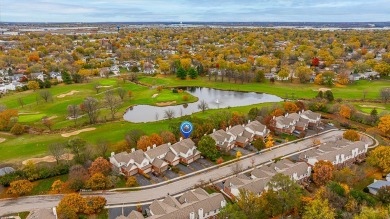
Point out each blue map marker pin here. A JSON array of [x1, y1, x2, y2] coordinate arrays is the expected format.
[[180, 121, 193, 139]]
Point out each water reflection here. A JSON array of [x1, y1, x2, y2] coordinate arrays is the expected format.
[[123, 87, 282, 123]]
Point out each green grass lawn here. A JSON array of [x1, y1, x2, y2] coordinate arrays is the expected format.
[[139, 76, 389, 100], [352, 102, 390, 114], [30, 174, 69, 195], [0, 102, 278, 162]]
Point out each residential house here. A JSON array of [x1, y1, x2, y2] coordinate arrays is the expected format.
[[224, 174, 270, 198], [144, 143, 171, 174], [209, 129, 235, 151], [49, 71, 62, 82], [286, 113, 309, 131], [226, 125, 252, 147], [110, 149, 152, 176], [299, 139, 368, 169], [117, 188, 226, 219], [367, 180, 390, 195], [30, 72, 45, 81], [245, 120, 269, 140], [300, 110, 321, 128], [272, 116, 296, 134], [170, 139, 200, 164]]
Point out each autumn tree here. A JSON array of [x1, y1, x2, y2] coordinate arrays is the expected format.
[[67, 137, 86, 163], [265, 135, 274, 148], [57, 193, 86, 218], [86, 173, 110, 190], [283, 102, 299, 113], [378, 115, 390, 136], [67, 104, 80, 125], [104, 90, 121, 120], [125, 176, 139, 187], [149, 133, 163, 146], [160, 130, 176, 143], [125, 129, 145, 148], [339, 105, 351, 119], [89, 157, 112, 175], [83, 196, 107, 215], [117, 87, 127, 101], [380, 88, 390, 104], [302, 198, 335, 219], [48, 142, 65, 164], [42, 116, 54, 130], [27, 81, 40, 91], [81, 97, 99, 124], [40, 90, 53, 103], [51, 180, 64, 193], [253, 138, 266, 151], [367, 146, 390, 173], [295, 66, 312, 83], [7, 180, 33, 196], [137, 135, 152, 151], [313, 160, 335, 186], [343, 130, 360, 141], [197, 100, 209, 113], [197, 135, 219, 161], [10, 123, 24, 135]]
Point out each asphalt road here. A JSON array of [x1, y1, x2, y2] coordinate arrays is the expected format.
[[0, 130, 375, 216]]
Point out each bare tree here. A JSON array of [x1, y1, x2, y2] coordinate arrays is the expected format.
[[155, 112, 159, 121], [104, 90, 121, 120], [18, 97, 24, 108], [363, 89, 368, 100], [40, 90, 52, 103], [93, 83, 101, 94], [67, 104, 80, 125], [42, 116, 54, 130], [117, 87, 126, 101], [96, 140, 109, 158], [81, 97, 99, 124], [48, 142, 65, 164], [164, 109, 175, 120], [380, 88, 390, 104], [197, 100, 209, 113]]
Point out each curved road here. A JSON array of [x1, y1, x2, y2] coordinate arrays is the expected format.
[[0, 130, 375, 216]]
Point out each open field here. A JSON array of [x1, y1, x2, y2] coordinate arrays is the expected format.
[[139, 75, 389, 100]]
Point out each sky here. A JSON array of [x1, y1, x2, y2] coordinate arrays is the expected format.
[[1, 0, 389, 22]]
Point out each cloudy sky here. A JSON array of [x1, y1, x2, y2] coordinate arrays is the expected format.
[[1, 0, 389, 22]]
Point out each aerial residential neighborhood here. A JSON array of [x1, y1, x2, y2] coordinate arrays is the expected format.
[[0, 1, 390, 219]]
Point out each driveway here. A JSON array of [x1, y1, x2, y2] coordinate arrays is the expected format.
[[164, 170, 180, 179], [177, 164, 193, 174], [196, 158, 214, 168], [135, 174, 152, 186], [189, 162, 204, 171], [149, 174, 165, 184]]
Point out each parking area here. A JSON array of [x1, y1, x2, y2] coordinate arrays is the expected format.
[[229, 147, 252, 156], [177, 164, 193, 174], [135, 174, 152, 186], [164, 169, 180, 179]]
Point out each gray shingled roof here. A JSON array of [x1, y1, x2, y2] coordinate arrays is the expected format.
[[228, 125, 245, 136], [368, 180, 390, 190], [0, 167, 15, 176], [246, 120, 266, 133], [145, 144, 170, 160]]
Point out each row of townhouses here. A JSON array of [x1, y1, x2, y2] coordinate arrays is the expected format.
[[224, 139, 368, 199], [110, 138, 201, 176], [117, 188, 226, 219], [271, 110, 321, 134], [209, 120, 269, 152]]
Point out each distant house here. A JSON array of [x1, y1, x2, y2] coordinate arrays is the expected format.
[[110, 149, 152, 176], [367, 180, 390, 195], [271, 110, 321, 134], [49, 71, 62, 82], [30, 72, 45, 81], [245, 120, 269, 139], [0, 167, 15, 176]]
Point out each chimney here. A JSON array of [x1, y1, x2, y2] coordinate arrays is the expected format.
[[153, 144, 156, 148], [198, 208, 204, 219], [213, 128, 216, 133], [168, 142, 171, 146], [221, 200, 226, 208], [226, 127, 228, 131], [189, 212, 195, 219], [248, 120, 251, 124], [131, 148, 135, 153], [147, 146, 150, 151], [111, 152, 115, 157], [272, 116, 275, 120], [229, 125, 231, 129], [180, 137, 183, 141]]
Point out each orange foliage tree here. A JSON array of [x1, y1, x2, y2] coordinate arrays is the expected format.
[[51, 180, 64, 194], [137, 135, 152, 151], [86, 173, 110, 190], [84, 196, 107, 215], [271, 108, 284, 117], [6, 180, 33, 197], [160, 130, 176, 143], [339, 105, 351, 119], [343, 130, 360, 141], [0, 109, 18, 131], [265, 135, 274, 148], [313, 160, 335, 186], [283, 102, 299, 113], [89, 157, 112, 175], [149, 133, 163, 146], [57, 193, 86, 218]]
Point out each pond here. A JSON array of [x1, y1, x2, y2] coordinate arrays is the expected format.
[[123, 87, 283, 123]]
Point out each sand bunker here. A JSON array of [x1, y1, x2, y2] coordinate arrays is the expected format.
[[152, 94, 159, 98], [360, 105, 385, 109], [156, 101, 176, 106], [47, 115, 58, 120], [57, 90, 80, 98], [317, 88, 331, 92], [61, 128, 96, 137], [0, 138, 5, 143], [98, 85, 112, 88], [22, 153, 74, 165]]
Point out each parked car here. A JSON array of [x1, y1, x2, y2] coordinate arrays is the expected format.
[[293, 130, 301, 135]]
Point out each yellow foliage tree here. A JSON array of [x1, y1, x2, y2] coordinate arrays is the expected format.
[[265, 135, 274, 148], [283, 102, 299, 113], [51, 180, 64, 194], [343, 130, 360, 141], [314, 74, 323, 85], [378, 115, 390, 136], [27, 81, 39, 91], [7, 180, 33, 197], [236, 151, 242, 159], [367, 146, 390, 173], [339, 105, 351, 119]]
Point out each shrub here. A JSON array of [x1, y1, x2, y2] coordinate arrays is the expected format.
[[216, 157, 224, 164], [343, 130, 360, 141], [6, 180, 33, 196], [10, 123, 24, 135], [125, 176, 139, 187], [182, 95, 189, 101], [172, 88, 178, 93]]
